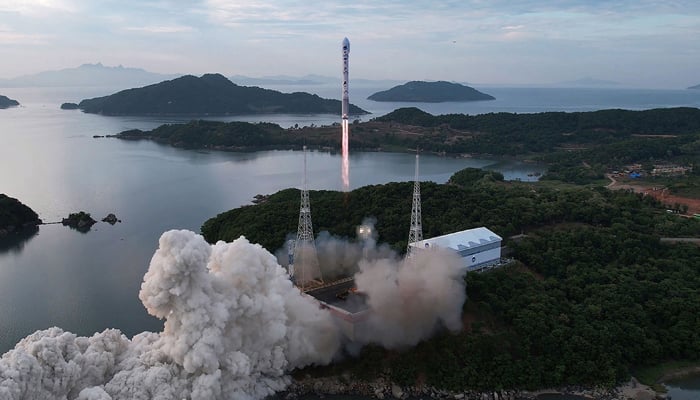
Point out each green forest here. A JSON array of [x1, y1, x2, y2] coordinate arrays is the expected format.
[[78, 73, 367, 116], [0, 194, 41, 233], [117, 107, 700, 186], [202, 168, 700, 390]]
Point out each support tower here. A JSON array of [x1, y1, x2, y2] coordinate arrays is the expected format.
[[292, 146, 323, 290], [407, 151, 423, 256]]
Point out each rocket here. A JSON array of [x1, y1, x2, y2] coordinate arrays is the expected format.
[[342, 37, 350, 120]]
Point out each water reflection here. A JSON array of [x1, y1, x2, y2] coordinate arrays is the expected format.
[[0, 226, 39, 254]]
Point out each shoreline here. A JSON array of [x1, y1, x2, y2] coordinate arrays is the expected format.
[[273, 375, 623, 400]]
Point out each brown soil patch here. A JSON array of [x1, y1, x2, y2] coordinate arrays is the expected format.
[[606, 174, 700, 215]]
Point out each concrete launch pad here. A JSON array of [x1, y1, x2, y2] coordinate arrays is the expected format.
[[303, 276, 370, 341]]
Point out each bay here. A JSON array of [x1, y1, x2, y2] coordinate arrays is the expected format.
[[1, 83, 699, 369], [0, 86, 544, 354]]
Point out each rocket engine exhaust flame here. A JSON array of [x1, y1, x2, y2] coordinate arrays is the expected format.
[[341, 37, 350, 191], [342, 120, 349, 191]]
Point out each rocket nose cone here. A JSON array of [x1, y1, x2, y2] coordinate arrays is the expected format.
[[342, 37, 350, 50]]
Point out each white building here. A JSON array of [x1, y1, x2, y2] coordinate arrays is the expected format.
[[409, 227, 502, 272]]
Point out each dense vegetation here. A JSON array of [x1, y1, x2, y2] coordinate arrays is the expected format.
[[0, 194, 41, 234], [117, 120, 289, 149], [0, 95, 19, 109], [375, 106, 700, 154], [202, 171, 700, 390], [61, 211, 96, 233], [77, 73, 368, 116], [117, 107, 700, 184], [367, 81, 495, 102]]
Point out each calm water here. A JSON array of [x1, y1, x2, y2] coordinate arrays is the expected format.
[[0, 86, 545, 354], [665, 375, 700, 400], [1, 86, 699, 400]]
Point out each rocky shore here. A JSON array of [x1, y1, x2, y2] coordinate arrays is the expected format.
[[272, 375, 643, 400]]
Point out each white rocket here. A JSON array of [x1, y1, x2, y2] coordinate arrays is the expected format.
[[342, 37, 350, 120]]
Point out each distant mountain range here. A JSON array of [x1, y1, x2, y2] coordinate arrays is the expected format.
[[0, 63, 180, 88], [368, 81, 495, 103], [76, 73, 368, 116], [0, 95, 19, 109], [689, 84, 700, 90]]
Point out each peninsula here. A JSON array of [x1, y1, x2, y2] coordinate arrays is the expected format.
[[75, 73, 368, 116], [689, 83, 700, 90], [0, 95, 19, 109], [367, 81, 495, 102], [201, 168, 700, 395], [0, 194, 41, 236]]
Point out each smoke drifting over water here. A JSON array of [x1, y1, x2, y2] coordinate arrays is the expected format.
[[0, 230, 340, 400], [1, 225, 466, 399]]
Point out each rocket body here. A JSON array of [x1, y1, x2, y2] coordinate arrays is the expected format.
[[341, 37, 350, 120]]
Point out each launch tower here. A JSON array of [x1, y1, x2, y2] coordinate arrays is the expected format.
[[406, 151, 423, 256], [292, 146, 323, 290]]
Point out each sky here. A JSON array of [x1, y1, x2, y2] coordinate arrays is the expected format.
[[0, 0, 699, 88]]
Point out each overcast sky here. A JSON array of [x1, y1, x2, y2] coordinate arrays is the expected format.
[[1, 0, 699, 87]]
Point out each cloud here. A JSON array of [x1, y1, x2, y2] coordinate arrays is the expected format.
[[0, 0, 79, 16], [0, 28, 50, 45], [124, 25, 195, 34]]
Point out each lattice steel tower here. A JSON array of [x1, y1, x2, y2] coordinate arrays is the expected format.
[[293, 146, 322, 289], [407, 151, 423, 256]]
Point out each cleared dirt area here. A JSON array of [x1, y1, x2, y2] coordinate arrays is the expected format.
[[606, 174, 700, 215]]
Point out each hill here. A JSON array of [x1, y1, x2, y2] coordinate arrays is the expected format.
[[689, 84, 700, 90], [77, 74, 368, 116], [0, 194, 41, 236], [0, 95, 19, 109], [367, 81, 495, 102], [200, 172, 700, 391], [0, 63, 179, 88]]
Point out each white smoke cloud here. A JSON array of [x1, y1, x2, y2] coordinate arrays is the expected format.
[[0, 230, 341, 400], [0, 225, 467, 399], [279, 217, 467, 349], [355, 248, 466, 348]]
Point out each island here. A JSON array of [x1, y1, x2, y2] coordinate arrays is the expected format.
[[60, 102, 79, 110], [367, 81, 495, 102], [0, 194, 41, 236], [689, 83, 700, 90], [62, 211, 97, 233], [201, 166, 700, 399], [0, 95, 20, 109], [74, 73, 368, 116]]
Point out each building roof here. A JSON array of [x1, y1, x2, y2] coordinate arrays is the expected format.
[[410, 227, 502, 252]]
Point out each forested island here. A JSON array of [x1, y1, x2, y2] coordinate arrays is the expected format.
[[61, 211, 97, 233], [202, 168, 700, 394], [60, 102, 79, 110], [115, 107, 700, 189], [75, 73, 368, 116], [689, 84, 700, 90], [0, 194, 41, 236], [0, 95, 19, 109], [367, 81, 495, 102]]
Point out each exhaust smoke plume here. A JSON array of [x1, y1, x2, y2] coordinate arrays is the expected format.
[[0, 230, 340, 400], [1, 222, 467, 399]]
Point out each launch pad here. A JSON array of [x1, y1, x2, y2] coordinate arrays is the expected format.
[[303, 276, 370, 341]]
